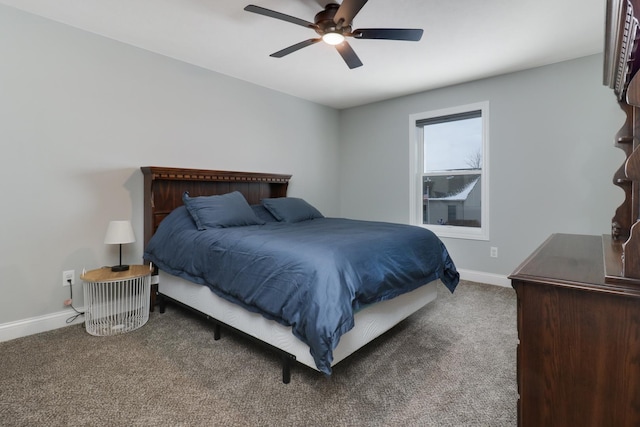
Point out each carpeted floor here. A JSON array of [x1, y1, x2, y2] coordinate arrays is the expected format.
[[0, 280, 517, 426]]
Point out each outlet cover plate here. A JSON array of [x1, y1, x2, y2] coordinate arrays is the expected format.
[[62, 270, 75, 287]]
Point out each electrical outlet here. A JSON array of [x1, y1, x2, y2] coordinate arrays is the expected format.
[[62, 270, 75, 287], [490, 247, 498, 258]]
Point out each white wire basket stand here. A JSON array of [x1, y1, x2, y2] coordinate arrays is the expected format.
[[81, 265, 152, 336]]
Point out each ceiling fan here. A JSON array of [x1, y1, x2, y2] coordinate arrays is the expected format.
[[244, 0, 424, 69]]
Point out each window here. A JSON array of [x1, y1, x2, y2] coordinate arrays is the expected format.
[[447, 205, 457, 223], [409, 102, 489, 240]]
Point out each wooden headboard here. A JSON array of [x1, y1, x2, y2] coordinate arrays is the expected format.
[[140, 166, 291, 248]]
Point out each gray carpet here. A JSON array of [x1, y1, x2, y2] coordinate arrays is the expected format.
[[0, 280, 517, 426]]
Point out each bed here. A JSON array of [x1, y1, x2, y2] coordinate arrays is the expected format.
[[141, 166, 459, 382]]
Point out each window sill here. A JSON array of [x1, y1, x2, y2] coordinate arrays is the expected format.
[[418, 224, 489, 241]]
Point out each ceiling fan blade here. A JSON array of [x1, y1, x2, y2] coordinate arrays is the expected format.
[[270, 38, 322, 58], [335, 41, 363, 69], [334, 0, 368, 26], [352, 28, 424, 41], [244, 5, 316, 29]]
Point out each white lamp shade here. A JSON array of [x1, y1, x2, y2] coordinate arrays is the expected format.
[[104, 220, 136, 244]]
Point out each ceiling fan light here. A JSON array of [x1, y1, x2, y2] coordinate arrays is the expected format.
[[322, 32, 345, 45]]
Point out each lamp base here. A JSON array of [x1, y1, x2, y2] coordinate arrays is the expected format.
[[111, 264, 130, 272]]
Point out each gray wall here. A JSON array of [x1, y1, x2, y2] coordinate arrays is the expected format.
[[338, 54, 625, 278], [0, 5, 340, 325], [0, 4, 626, 329]]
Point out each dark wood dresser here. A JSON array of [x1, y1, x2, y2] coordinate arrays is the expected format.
[[509, 2, 640, 424], [509, 233, 640, 426]]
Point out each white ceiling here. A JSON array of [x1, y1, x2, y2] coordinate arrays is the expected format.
[[0, 0, 606, 109]]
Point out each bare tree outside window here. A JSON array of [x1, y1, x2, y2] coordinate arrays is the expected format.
[[466, 150, 482, 169]]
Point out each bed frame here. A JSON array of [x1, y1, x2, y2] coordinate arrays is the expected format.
[[141, 166, 439, 382]]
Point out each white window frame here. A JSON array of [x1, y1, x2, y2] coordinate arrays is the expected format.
[[409, 101, 490, 241]]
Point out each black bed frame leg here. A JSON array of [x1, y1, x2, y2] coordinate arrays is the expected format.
[[282, 357, 291, 384], [158, 294, 166, 314], [161, 297, 297, 384]]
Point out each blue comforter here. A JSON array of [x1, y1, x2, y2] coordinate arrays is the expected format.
[[144, 207, 459, 374]]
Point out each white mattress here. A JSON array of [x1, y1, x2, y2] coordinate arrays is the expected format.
[[158, 271, 439, 371]]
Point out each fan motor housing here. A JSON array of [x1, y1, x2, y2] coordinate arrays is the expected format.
[[314, 3, 352, 35]]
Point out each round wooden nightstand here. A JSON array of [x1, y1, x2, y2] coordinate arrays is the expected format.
[[81, 265, 152, 336]]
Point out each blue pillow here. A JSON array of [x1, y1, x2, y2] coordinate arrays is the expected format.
[[183, 191, 265, 230], [261, 197, 324, 223], [251, 204, 278, 223]]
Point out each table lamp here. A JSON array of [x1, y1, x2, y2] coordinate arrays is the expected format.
[[104, 220, 135, 272]]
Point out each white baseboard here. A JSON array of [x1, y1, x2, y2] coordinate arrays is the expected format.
[[457, 268, 511, 287], [0, 307, 85, 343]]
